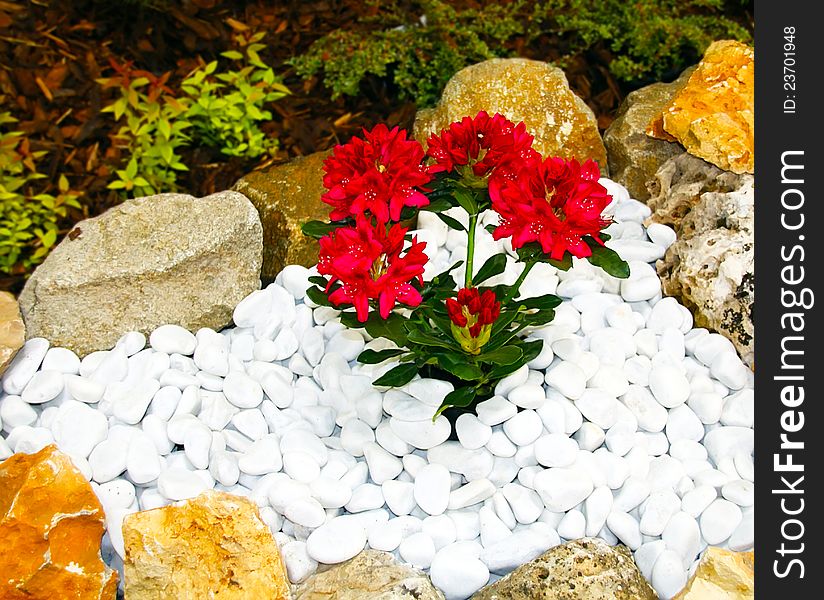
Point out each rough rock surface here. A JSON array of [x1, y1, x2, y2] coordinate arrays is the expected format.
[[123, 490, 290, 599], [413, 58, 608, 171], [233, 150, 331, 282], [648, 153, 754, 366], [471, 537, 656, 600], [0, 444, 117, 599], [674, 547, 754, 599], [294, 549, 445, 600], [0, 291, 25, 375], [18, 191, 262, 357], [649, 40, 754, 174], [603, 68, 693, 200]]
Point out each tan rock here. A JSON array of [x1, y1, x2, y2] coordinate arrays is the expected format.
[[294, 549, 444, 600], [413, 58, 608, 171], [649, 153, 754, 366], [123, 490, 290, 599], [674, 547, 754, 599], [0, 290, 25, 375], [471, 537, 656, 600], [0, 444, 117, 600], [603, 68, 693, 200], [649, 40, 754, 174], [234, 151, 332, 282], [18, 191, 262, 357]]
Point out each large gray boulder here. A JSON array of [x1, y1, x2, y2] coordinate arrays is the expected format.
[[19, 191, 262, 356]]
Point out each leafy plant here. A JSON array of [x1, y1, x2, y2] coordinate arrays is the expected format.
[[302, 112, 629, 418], [0, 113, 81, 276]]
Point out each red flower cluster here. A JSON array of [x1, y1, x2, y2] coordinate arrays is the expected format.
[[318, 218, 428, 322], [426, 111, 537, 181], [446, 288, 501, 354], [322, 124, 432, 223], [491, 157, 612, 260]]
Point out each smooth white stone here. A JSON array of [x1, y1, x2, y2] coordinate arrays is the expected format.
[[97, 479, 136, 512], [399, 532, 436, 569], [157, 468, 210, 501], [368, 515, 419, 552], [282, 540, 317, 584], [584, 485, 613, 536], [2, 338, 49, 395], [345, 483, 384, 513], [21, 370, 64, 404], [687, 392, 723, 425], [279, 429, 327, 466], [223, 371, 264, 409], [448, 479, 496, 510], [508, 384, 546, 409], [455, 413, 492, 450], [384, 390, 434, 421], [607, 511, 641, 549], [572, 422, 605, 452], [728, 508, 754, 551], [665, 405, 705, 443], [536, 399, 566, 434], [375, 421, 413, 456], [703, 427, 753, 466], [648, 365, 690, 408], [306, 515, 368, 564], [589, 365, 630, 398], [475, 396, 518, 426], [501, 483, 543, 525], [209, 450, 240, 487], [544, 361, 586, 399], [651, 549, 688, 600], [231, 409, 268, 441], [485, 430, 517, 458], [198, 391, 239, 430], [88, 434, 131, 483], [557, 509, 586, 539], [415, 463, 451, 516], [340, 418, 375, 457], [502, 409, 543, 446], [646, 223, 677, 248], [710, 351, 749, 390], [721, 389, 754, 428], [622, 385, 667, 432], [430, 545, 490, 600], [149, 325, 196, 355], [10, 425, 54, 454], [662, 511, 701, 568], [700, 499, 742, 544], [427, 442, 494, 481], [646, 298, 684, 333], [693, 333, 736, 367], [363, 441, 403, 484], [621, 276, 661, 302], [51, 401, 108, 458], [734, 452, 754, 482], [183, 421, 212, 470], [604, 421, 636, 457], [285, 497, 326, 528], [142, 414, 174, 455], [238, 436, 282, 475], [114, 379, 160, 425], [0, 395, 37, 430], [640, 490, 681, 536], [41, 347, 80, 374], [381, 479, 415, 516], [389, 416, 451, 450], [634, 539, 666, 581], [233, 290, 272, 328], [63, 375, 105, 404], [532, 467, 594, 512], [534, 434, 578, 468], [576, 389, 619, 429], [480, 528, 557, 575]]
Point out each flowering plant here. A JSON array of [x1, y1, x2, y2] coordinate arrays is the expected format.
[[303, 112, 629, 418]]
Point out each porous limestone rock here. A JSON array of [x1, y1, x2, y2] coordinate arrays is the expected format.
[[471, 537, 656, 600], [673, 547, 754, 599], [648, 153, 754, 366], [603, 68, 693, 201], [0, 444, 117, 599], [294, 549, 445, 600], [648, 40, 754, 174], [233, 150, 331, 282], [413, 58, 608, 171], [0, 291, 25, 375], [19, 191, 262, 357], [123, 490, 290, 599]]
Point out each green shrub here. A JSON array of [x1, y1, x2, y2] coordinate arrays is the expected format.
[[0, 113, 81, 276], [291, 0, 751, 107]]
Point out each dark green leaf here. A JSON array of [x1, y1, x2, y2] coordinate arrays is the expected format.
[[339, 312, 363, 328], [472, 254, 507, 285], [407, 329, 459, 351], [485, 224, 497, 234], [305, 285, 333, 307], [514, 294, 563, 310], [422, 198, 454, 213], [301, 220, 340, 240], [433, 387, 477, 419], [546, 253, 573, 271], [437, 353, 483, 381], [519, 339, 544, 363], [364, 313, 408, 347], [522, 308, 556, 326], [436, 212, 466, 231], [476, 345, 522, 366], [586, 239, 630, 279], [453, 188, 477, 214], [308, 276, 328, 287], [358, 348, 407, 364], [373, 363, 419, 387]]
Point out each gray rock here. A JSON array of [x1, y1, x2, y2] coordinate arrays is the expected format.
[[19, 192, 262, 357], [471, 537, 656, 600], [294, 549, 444, 600], [648, 153, 754, 366], [604, 68, 693, 201]]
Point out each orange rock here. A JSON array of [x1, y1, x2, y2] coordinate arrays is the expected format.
[[0, 291, 25, 376], [0, 444, 117, 600], [648, 40, 754, 174], [123, 490, 290, 599], [673, 547, 754, 599]]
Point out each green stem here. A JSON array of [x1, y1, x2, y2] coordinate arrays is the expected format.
[[504, 260, 536, 302], [464, 213, 478, 288]]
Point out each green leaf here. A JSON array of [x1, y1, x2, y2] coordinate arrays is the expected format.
[[436, 212, 466, 232], [373, 363, 418, 387], [476, 345, 522, 366], [422, 198, 454, 213], [433, 387, 477, 419], [514, 294, 563, 310], [485, 224, 497, 234], [221, 50, 244, 60], [358, 348, 407, 364], [437, 353, 483, 381], [407, 329, 459, 351], [305, 285, 333, 307], [453, 188, 477, 214], [364, 313, 408, 347], [586, 239, 630, 279], [522, 308, 556, 327], [339, 311, 363, 328], [308, 276, 328, 287], [301, 220, 341, 239], [472, 254, 507, 285], [546, 253, 573, 271]]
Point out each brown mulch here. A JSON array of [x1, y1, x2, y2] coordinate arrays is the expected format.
[[0, 0, 638, 293]]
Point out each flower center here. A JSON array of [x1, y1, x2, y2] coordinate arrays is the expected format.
[[376, 161, 387, 173], [370, 253, 389, 280]]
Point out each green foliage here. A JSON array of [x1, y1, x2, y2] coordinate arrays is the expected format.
[[100, 32, 289, 197], [538, 0, 752, 82], [291, 0, 751, 107], [0, 113, 81, 276], [291, 0, 529, 107]]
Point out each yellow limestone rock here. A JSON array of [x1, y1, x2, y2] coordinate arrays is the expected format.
[[674, 547, 754, 599], [123, 490, 290, 599], [0, 290, 25, 375], [0, 444, 117, 600], [648, 40, 754, 174], [414, 58, 608, 171]]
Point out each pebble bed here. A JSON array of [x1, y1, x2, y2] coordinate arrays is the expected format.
[[0, 178, 754, 600]]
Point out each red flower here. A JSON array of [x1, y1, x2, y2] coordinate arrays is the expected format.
[[490, 157, 612, 260], [426, 111, 538, 181], [446, 288, 501, 354], [322, 124, 432, 223], [318, 218, 428, 322]]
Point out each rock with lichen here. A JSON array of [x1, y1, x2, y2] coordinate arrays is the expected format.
[[413, 58, 608, 171]]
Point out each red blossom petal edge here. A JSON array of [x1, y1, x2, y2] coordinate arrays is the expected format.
[[490, 156, 613, 260], [317, 217, 428, 322], [322, 124, 432, 223]]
